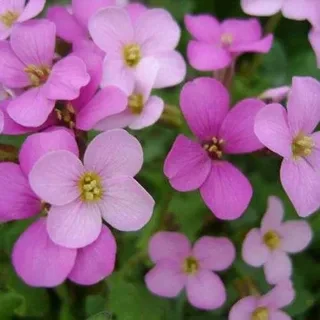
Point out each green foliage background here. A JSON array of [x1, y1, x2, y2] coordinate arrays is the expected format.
[[1, 0, 320, 319]]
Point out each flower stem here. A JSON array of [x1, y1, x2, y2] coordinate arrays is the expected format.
[[159, 104, 183, 128]]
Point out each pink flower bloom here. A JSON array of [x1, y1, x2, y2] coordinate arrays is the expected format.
[[13, 218, 116, 287], [145, 232, 235, 310], [255, 76, 320, 216], [185, 15, 273, 71], [29, 129, 155, 249], [0, 19, 90, 127], [89, 7, 186, 92], [309, 28, 320, 68], [229, 280, 295, 320], [164, 78, 265, 220], [242, 196, 312, 284], [91, 58, 164, 131], [0, 0, 45, 39], [259, 85, 291, 103]]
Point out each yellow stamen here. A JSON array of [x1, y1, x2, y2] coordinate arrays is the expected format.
[[252, 307, 269, 320], [128, 94, 144, 114], [78, 172, 103, 202], [123, 44, 141, 67], [55, 102, 76, 129], [204, 136, 224, 159], [0, 11, 19, 27], [24, 65, 51, 87], [221, 33, 233, 46], [263, 230, 281, 250], [182, 256, 199, 275], [292, 133, 314, 159]]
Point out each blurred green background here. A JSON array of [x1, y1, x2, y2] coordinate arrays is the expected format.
[[1, 0, 320, 319]]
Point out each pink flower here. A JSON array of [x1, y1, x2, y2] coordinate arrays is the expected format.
[[259, 85, 291, 103], [185, 15, 273, 71], [0, 0, 45, 39], [229, 280, 295, 320], [145, 232, 235, 310], [0, 19, 90, 127], [309, 28, 320, 68], [29, 129, 155, 249], [91, 58, 164, 131], [89, 7, 186, 92], [13, 218, 116, 287], [255, 76, 320, 216], [164, 78, 265, 220], [242, 196, 312, 284]]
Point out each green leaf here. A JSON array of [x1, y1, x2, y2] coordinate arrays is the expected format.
[[0, 292, 23, 319]]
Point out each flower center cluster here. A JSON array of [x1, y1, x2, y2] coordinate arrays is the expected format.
[[0, 11, 19, 27], [263, 230, 281, 250], [292, 133, 314, 159], [78, 172, 103, 202], [182, 256, 199, 275], [55, 102, 76, 129], [251, 307, 269, 320], [25, 65, 51, 87], [203, 137, 224, 159], [123, 44, 141, 67], [128, 94, 144, 114], [221, 33, 233, 46]]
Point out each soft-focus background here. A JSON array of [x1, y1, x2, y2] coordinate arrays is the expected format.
[[0, 0, 319, 319]]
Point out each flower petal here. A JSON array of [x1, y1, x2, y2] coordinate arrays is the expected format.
[[100, 176, 154, 231], [309, 29, 320, 68], [254, 103, 292, 158], [229, 297, 258, 320], [186, 270, 226, 310], [229, 34, 273, 54], [126, 3, 148, 24], [12, 218, 77, 287], [68, 225, 116, 285], [219, 98, 265, 154], [242, 229, 269, 267], [0, 110, 3, 133], [164, 135, 211, 192], [261, 196, 284, 234], [241, 0, 283, 16], [270, 311, 292, 320], [180, 77, 229, 140], [200, 161, 252, 220], [94, 109, 135, 131], [47, 200, 102, 249], [29, 150, 84, 206], [193, 236, 235, 271], [148, 232, 191, 263], [84, 129, 143, 178], [18, 0, 46, 21]]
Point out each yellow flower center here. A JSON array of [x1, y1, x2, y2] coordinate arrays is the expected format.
[[182, 256, 199, 275], [24, 65, 51, 87], [252, 307, 269, 320], [55, 102, 76, 129], [263, 230, 281, 250], [203, 137, 224, 159], [0, 11, 19, 27], [292, 133, 314, 159], [123, 44, 141, 67], [221, 33, 233, 46], [78, 172, 103, 202], [128, 94, 144, 114]]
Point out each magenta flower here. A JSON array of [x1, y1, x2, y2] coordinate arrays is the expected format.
[[0, 0, 45, 39], [0, 19, 90, 127], [255, 76, 320, 216], [229, 280, 295, 320], [13, 218, 116, 287], [89, 7, 186, 92], [259, 85, 291, 103], [242, 196, 312, 284], [29, 129, 155, 249], [185, 15, 273, 71], [164, 78, 265, 220], [145, 232, 235, 310]]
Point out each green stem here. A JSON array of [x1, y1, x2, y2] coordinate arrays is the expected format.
[[159, 104, 182, 128]]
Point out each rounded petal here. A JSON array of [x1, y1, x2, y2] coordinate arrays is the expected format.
[[200, 161, 252, 220], [12, 218, 77, 287], [0, 163, 41, 222], [192, 236, 235, 271], [280, 221, 312, 253], [100, 176, 154, 231], [84, 129, 143, 178], [148, 232, 191, 263], [47, 200, 102, 249], [68, 225, 116, 285], [180, 77, 229, 140], [241, 0, 283, 16], [229, 297, 258, 320], [261, 196, 284, 234], [242, 229, 269, 267], [287, 76, 320, 135], [282, 0, 317, 21], [19, 128, 79, 176], [260, 86, 291, 103], [126, 3, 148, 24], [229, 34, 273, 54], [254, 103, 292, 158], [94, 109, 135, 131], [145, 261, 186, 298], [264, 251, 292, 285], [29, 150, 84, 206], [219, 98, 265, 154], [18, 0, 46, 21], [0, 110, 3, 133], [186, 270, 226, 310], [164, 135, 211, 192], [187, 41, 231, 71], [280, 158, 320, 217], [0, 26, 11, 41], [309, 29, 320, 68], [270, 311, 292, 320]]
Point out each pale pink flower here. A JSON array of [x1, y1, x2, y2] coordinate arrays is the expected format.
[[29, 129, 155, 249], [259, 85, 291, 103], [309, 28, 320, 68], [255, 76, 320, 216], [229, 280, 295, 320], [242, 196, 312, 284], [145, 232, 235, 310]]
